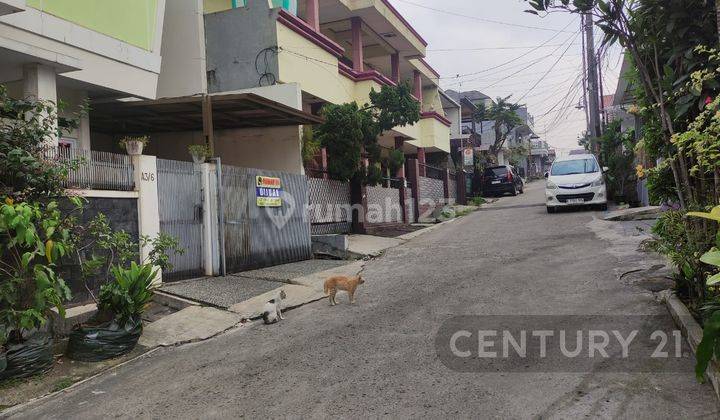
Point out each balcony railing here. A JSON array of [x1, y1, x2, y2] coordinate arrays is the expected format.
[[46, 147, 135, 191]]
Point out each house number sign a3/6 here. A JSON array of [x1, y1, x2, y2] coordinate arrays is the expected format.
[[141, 172, 155, 182], [256, 175, 282, 207]]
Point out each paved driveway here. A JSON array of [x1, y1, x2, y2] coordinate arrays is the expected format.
[[9, 181, 719, 419]]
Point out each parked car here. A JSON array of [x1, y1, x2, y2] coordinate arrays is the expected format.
[[482, 165, 524, 196], [545, 154, 608, 213]]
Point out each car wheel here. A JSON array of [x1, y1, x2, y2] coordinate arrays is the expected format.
[[546, 206, 556, 214]]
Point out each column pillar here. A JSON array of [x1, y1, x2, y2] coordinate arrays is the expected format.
[[457, 170, 467, 205], [78, 90, 91, 150], [391, 53, 400, 83], [320, 147, 328, 180], [413, 70, 422, 101], [132, 155, 163, 283], [306, 0, 320, 31], [407, 158, 420, 223], [23, 64, 58, 147], [443, 169, 450, 204], [417, 147, 426, 177], [200, 163, 221, 276], [394, 137, 405, 178], [351, 17, 364, 72]]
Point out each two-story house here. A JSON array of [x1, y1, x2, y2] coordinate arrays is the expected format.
[[195, 0, 451, 172]]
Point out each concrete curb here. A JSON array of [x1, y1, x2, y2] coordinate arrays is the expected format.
[[397, 218, 458, 241], [660, 290, 720, 401], [153, 290, 201, 310], [230, 260, 366, 319]]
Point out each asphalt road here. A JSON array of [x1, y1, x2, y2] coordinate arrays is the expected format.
[[9, 182, 719, 419]]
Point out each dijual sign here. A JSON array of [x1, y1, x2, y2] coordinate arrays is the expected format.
[[256, 176, 282, 207]]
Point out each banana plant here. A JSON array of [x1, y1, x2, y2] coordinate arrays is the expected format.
[[701, 249, 720, 286], [688, 205, 720, 381], [687, 205, 720, 222]]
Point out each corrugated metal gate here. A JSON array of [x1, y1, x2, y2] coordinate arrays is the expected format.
[[157, 159, 205, 281], [221, 164, 312, 274]]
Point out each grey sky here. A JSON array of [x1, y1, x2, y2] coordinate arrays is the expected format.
[[389, 0, 623, 154]]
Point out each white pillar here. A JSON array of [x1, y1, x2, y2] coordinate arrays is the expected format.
[[132, 155, 163, 283], [78, 90, 91, 150], [23, 64, 58, 147], [201, 162, 219, 276]]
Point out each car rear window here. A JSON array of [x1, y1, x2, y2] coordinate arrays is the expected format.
[[484, 167, 508, 177]]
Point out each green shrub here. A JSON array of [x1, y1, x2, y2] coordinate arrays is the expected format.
[[98, 262, 157, 327], [645, 162, 676, 206], [0, 199, 79, 341], [468, 197, 486, 206]]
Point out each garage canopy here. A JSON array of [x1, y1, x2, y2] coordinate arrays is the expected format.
[[90, 92, 323, 134]]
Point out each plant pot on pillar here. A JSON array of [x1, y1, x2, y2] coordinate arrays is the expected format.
[[119, 135, 149, 156], [188, 144, 210, 164]]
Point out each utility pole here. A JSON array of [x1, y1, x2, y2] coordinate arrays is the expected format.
[[597, 51, 606, 127], [580, 14, 590, 136], [583, 11, 602, 153]]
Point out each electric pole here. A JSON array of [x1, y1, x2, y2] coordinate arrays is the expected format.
[[583, 11, 602, 153], [580, 13, 590, 138]]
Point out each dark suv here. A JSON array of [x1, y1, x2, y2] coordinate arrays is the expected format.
[[482, 165, 524, 196]]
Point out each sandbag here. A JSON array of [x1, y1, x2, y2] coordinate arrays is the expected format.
[[66, 317, 142, 362], [0, 333, 54, 380]]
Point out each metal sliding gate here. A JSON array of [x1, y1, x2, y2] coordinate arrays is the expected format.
[[154, 159, 313, 280], [221, 164, 312, 274], [157, 159, 205, 281]]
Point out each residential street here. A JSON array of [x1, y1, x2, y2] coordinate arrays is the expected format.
[[10, 182, 719, 419]]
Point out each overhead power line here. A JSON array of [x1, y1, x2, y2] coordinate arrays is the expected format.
[[427, 43, 581, 52], [515, 32, 582, 102], [439, 17, 578, 81], [395, 0, 576, 33]]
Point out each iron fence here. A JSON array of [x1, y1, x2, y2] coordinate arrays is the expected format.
[[47, 147, 135, 191], [420, 163, 445, 180]]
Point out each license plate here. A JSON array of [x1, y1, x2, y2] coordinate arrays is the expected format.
[[491, 180, 501, 184], [567, 198, 585, 204]]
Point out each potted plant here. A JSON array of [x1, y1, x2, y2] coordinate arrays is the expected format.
[[119, 135, 149, 156], [188, 144, 210, 164], [66, 216, 183, 362], [66, 262, 157, 361]]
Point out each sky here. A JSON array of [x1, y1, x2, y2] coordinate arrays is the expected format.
[[388, 0, 624, 154]]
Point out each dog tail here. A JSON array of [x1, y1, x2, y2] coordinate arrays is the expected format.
[[324, 283, 330, 295]]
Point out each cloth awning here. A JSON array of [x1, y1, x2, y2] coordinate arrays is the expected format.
[[90, 92, 323, 134]]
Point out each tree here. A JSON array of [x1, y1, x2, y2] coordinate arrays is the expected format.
[[0, 85, 81, 344], [598, 120, 636, 202], [315, 82, 420, 185], [716, 0, 720, 43], [525, 0, 718, 209], [0, 86, 78, 201], [473, 97, 523, 162]]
